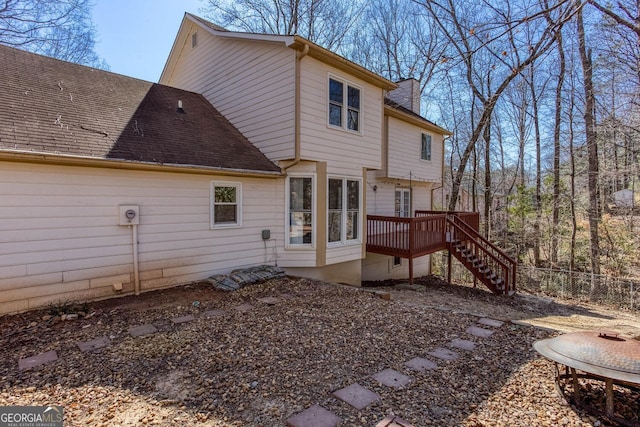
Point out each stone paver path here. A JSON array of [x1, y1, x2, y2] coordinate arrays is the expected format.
[[233, 303, 255, 312], [11, 280, 508, 427], [371, 368, 412, 388], [404, 357, 438, 372], [128, 324, 158, 337], [18, 350, 58, 371], [466, 325, 495, 338], [428, 347, 459, 361], [171, 314, 196, 324], [286, 405, 341, 427], [77, 336, 109, 352], [202, 309, 226, 318], [333, 383, 380, 410], [449, 338, 476, 351]]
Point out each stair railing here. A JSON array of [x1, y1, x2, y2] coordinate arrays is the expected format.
[[447, 216, 517, 294]]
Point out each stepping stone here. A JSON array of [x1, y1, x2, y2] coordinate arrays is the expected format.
[[18, 350, 58, 371], [478, 318, 504, 328], [279, 293, 295, 299], [332, 383, 380, 410], [286, 405, 341, 427], [428, 347, 459, 361], [372, 368, 412, 388], [171, 314, 196, 324], [77, 336, 109, 352], [448, 338, 476, 351], [376, 415, 415, 427], [404, 357, 438, 372], [233, 303, 255, 312], [257, 296, 281, 305], [128, 324, 158, 337], [203, 309, 227, 318], [466, 325, 495, 338]]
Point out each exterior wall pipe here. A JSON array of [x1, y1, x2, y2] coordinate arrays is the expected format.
[[132, 224, 140, 295], [282, 43, 309, 172]]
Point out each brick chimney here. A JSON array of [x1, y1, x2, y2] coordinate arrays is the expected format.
[[387, 78, 421, 115]]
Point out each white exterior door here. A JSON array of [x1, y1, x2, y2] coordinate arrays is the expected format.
[[395, 189, 411, 218]]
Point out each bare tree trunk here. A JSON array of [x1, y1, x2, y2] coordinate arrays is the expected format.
[[483, 121, 492, 239], [552, 27, 565, 267], [577, 7, 602, 294], [529, 64, 542, 267]]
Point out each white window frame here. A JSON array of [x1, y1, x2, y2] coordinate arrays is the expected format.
[[285, 174, 316, 249], [210, 181, 242, 229], [327, 74, 363, 134], [327, 176, 362, 247], [421, 133, 432, 161]]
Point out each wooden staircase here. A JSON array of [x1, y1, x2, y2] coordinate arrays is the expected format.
[[446, 216, 516, 295]]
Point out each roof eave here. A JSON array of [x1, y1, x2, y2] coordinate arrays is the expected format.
[[384, 105, 452, 136], [289, 37, 396, 90], [0, 150, 283, 178]]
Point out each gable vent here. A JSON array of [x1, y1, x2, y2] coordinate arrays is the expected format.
[[191, 32, 197, 48]]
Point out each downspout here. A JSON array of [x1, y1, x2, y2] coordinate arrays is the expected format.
[[282, 43, 309, 172], [132, 224, 140, 295], [431, 134, 449, 211]]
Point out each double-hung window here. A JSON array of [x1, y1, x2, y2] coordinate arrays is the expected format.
[[421, 133, 432, 161], [329, 77, 361, 132], [211, 182, 242, 228], [288, 176, 314, 246], [328, 178, 361, 244]]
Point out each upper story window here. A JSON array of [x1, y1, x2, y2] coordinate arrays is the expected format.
[[421, 133, 432, 161], [211, 181, 242, 228], [329, 77, 361, 132]]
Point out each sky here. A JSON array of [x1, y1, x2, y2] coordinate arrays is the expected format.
[[92, 0, 204, 82]]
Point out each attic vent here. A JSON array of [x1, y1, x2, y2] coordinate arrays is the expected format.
[[191, 32, 197, 48]]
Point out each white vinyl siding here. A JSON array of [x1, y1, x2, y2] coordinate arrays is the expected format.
[[298, 57, 384, 173], [0, 162, 284, 315], [161, 24, 296, 162], [386, 117, 443, 183]]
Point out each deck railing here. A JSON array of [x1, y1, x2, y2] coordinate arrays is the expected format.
[[367, 214, 448, 259]]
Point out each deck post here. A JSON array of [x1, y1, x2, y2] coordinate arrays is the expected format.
[[409, 258, 414, 285], [447, 250, 452, 284]]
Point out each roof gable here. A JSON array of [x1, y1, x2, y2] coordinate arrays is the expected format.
[[0, 44, 280, 174], [161, 13, 396, 91]]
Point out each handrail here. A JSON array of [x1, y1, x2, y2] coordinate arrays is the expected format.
[[447, 217, 516, 293], [454, 217, 517, 289], [447, 218, 511, 292]]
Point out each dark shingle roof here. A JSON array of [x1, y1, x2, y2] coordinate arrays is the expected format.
[[384, 98, 441, 129], [0, 44, 280, 174]]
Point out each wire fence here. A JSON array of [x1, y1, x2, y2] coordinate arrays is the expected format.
[[433, 254, 639, 310]]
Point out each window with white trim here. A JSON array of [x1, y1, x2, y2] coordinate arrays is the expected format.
[[328, 77, 361, 132], [288, 176, 314, 246], [421, 133, 432, 161], [328, 178, 361, 244], [211, 182, 242, 228]]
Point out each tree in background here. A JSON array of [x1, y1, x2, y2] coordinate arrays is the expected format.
[[201, 0, 365, 51], [0, 0, 107, 68]]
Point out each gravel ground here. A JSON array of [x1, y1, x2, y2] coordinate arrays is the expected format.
[[0, 276, 638, 426]]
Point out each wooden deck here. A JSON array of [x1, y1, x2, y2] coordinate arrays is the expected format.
[[366, 211, 481, 285]]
